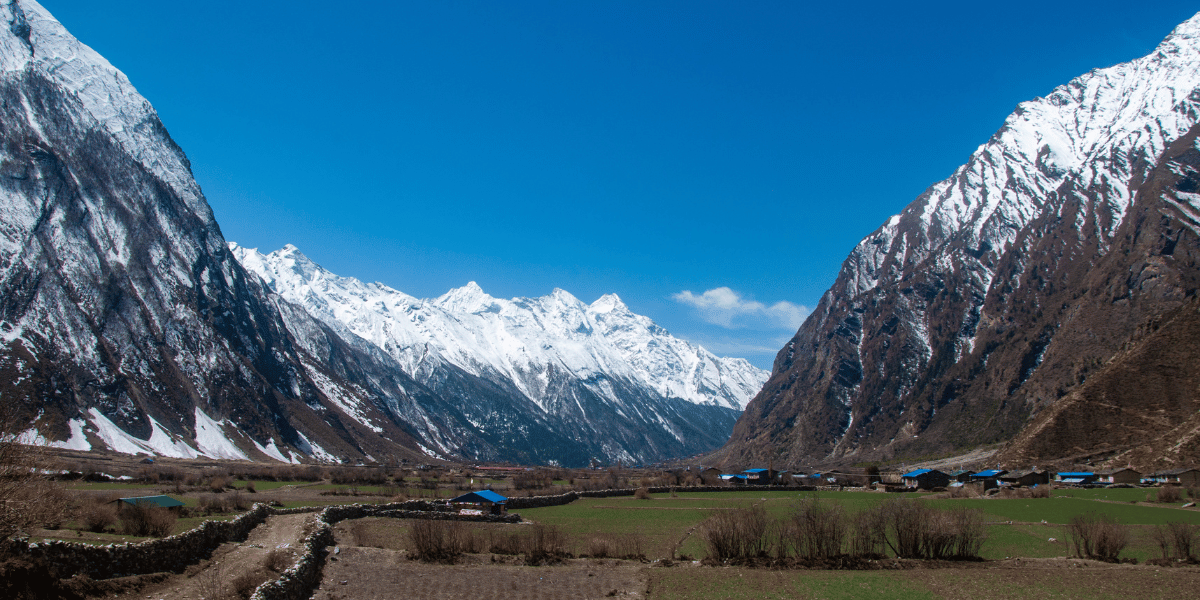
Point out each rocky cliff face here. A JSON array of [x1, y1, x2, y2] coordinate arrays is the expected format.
[[714, 12, 1200, 469]]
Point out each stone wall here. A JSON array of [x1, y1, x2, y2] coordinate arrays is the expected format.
[[11, 503, 271, 579], [248, 502, 518, 600], [506, 485, 822, 509]]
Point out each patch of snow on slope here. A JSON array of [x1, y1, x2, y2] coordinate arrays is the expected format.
[[294, 430, 338, 463], [193, 407, 248, 460], [85, 408, 198, 458], [252, 437, 294, 463]]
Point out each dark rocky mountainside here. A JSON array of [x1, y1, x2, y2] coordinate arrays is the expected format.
[[713, 13, 1200, 471], [997, 124, 1200, 470]]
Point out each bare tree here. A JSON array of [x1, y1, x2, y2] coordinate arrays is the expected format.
[[0, 407, 70, 542]]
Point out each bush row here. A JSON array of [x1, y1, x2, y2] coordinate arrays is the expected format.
[[702, 498, 988, 563]]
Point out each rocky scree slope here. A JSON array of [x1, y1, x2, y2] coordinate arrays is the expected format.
[[714, 12, 1200, 470], [232, 244, 765, 466]]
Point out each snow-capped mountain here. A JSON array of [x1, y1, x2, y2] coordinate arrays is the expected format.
[[232, 243, 766, 464], [715, 12, 1200, 469], [0, 0, 759, 467], [232, 244, 763, 412], [0, 0, 472, 465]]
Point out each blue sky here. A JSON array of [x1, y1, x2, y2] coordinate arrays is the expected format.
[[43, 1, 1200, 368]]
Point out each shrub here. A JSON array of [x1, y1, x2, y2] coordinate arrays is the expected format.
[[1067, 513, 1128, 561], [586, 533, 644, 559], [870, 499, 986, 560], [1158, 486, 1183, 503], [209, 475, 230, 493], [1030, 485, 1051, 498], [231, 571, 260, 599], [78, 499, 118, 533], [119, 502, 176, 537], [702, 506, 768, 561], [848, 508, 887, 558], [263, 549, 291, 573], [244, 480, 257, 493], [789, 497, 846, 559], [523, 524, 569, 565], [408, 519, 483, 562], [1151, 521, 1198, 561], [634, 487, 651, 500], [199, 494, 230, 514], [409, 519, 459, 562]]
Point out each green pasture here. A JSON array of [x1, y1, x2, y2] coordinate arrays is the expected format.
[[512, 489, 1200, 562]]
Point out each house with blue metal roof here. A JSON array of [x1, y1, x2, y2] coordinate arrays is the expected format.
[[742, 468, 775, 484], [1055, 472, 1097, 485], [902, 469, 949, 490], [450, 490, 509, 514], [902, 470, 950, 489]]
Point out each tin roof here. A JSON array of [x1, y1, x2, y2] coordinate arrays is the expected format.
[[117, 495, 184, 508], [903, 469, 933, 478], [450, 490, 508, 504], [974, 469, 1006, 477]]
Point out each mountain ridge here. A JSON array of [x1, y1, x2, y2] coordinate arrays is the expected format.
[[713, 11, 1200, 470]]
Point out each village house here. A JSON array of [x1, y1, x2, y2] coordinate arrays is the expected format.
[[1148, 467, 1200, 487], [1055, 471, 1097, 485], [1096, 468, 1141, 485], [741, 468, 775, 484], [111, 495, 185, 514], [948, 470, 976, 483], [902, 469, 950, 490], [699, 467, 723, 485], [449, 490, 508, 515], [1000, 469, 1051, 487]]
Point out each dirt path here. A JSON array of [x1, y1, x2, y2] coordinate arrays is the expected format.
[[113, 512, 312, 600]]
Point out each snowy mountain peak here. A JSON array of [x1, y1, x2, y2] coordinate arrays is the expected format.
[[435, 281, 495, 313], [591, 293, 628, 314], [235, 245, 769, 412], [0, 1, 211, 223]]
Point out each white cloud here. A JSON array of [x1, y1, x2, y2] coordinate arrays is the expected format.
[[672, 287, 809, 330]]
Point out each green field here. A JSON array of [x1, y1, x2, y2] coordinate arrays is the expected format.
[[511, 489, 1200, 562]]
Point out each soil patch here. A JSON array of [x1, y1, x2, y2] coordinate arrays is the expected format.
[[316, 547, 647, 600]]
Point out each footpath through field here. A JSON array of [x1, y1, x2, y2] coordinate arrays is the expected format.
[[111, 512, 311, 600]]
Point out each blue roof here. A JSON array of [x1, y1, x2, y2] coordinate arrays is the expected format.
[[903, 469, 932, 478], [118, 495, 184, 508], [451, 490, 508, 504], [974, 469, 1005, 477], [743, 468, 769, 473], [1057, 472, 1094, 477]]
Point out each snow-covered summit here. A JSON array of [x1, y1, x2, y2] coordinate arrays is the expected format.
[[849, 11, 1200, 301], [231, 243, 767, 412]]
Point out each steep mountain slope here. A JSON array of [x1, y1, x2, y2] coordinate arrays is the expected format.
[[714, 12, 1200, 469], [232, 244, 763, 465], [0, 0, 499, 464], [997, 123, 1200, 470]]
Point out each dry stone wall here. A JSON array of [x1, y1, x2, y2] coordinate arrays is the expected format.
[[12, 503, 271, 579]]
